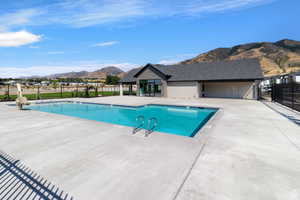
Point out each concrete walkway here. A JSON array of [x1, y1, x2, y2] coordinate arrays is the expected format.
[[1, 97, 299, 200], [262, 101, 300, 126]]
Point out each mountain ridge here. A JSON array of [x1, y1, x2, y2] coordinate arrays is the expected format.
[[42, 66, 125, 79], [181, 39, 300, 77], [22, 39, 300, 79]]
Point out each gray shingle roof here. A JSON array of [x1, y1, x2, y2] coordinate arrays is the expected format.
[[120, 59, 263, 83], [119, 67, 140, 83]]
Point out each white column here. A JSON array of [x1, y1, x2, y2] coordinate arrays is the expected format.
[[120, 84, 123, 96]]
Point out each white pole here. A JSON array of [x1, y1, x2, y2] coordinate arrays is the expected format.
[[120, 84, 123, 96], [16, 83, 23, 97]]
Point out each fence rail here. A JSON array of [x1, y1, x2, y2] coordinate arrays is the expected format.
[[0, 84, 136, 102], [272, 80, 300, 112]]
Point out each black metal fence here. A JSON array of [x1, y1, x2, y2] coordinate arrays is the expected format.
[[271, 78, 300, 112], [0, 84, 136, 102]]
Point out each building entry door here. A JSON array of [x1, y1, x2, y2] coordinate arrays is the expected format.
[[139, 80, 162, 97]]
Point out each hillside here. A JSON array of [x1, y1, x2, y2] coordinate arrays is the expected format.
[[46, 66, 124, 79], [94, 66, 123, 75], [181, 39, 300, 77]]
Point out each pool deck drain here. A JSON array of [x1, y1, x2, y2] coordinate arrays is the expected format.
[[1, 96, 300, 200]]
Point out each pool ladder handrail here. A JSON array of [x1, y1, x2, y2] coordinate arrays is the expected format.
[[132, 115, 145, 134], [145, 117, 158, 137]]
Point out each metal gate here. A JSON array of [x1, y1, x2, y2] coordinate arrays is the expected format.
[[271, 77, 300, 112]]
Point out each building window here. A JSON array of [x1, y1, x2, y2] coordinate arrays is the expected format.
[[139, 79, 162, 97]]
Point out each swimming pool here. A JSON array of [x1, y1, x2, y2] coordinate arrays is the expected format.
[[27, 102, 217, 137]]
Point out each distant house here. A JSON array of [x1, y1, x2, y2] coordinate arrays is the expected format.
[[262, 71, 300, 87], [41, 81, 51, 86], [4, 80, 17, 85], [120, 59, 263, 99]]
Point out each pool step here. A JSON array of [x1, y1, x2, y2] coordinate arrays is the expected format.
[[145, 117, 158, 137], [132, 115, 145, 134], [132, 116, 158, 137]]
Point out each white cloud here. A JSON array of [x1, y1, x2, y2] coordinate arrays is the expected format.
[[29, 45, 40, 49], [47, 51, 65, 55], [158, 53, 198, 65], [57, 0, 148, 28], [0, 62, 139, 78], [158, 60, 180, 65], [0, 0, 275, 29], [185, 0, 272, 14], [0, 30, 42, 47], [92, 41, 119, 47], [60, 0, 273, 27], [0, 9, 44, 31]]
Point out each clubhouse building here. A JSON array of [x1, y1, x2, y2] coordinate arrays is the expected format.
[[120, 59, 263, 100]]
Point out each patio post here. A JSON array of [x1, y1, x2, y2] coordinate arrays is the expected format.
[[120, 84, 123, 96]]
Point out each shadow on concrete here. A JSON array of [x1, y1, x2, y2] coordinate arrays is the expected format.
[[262, 101, 300, 127], [0, 150, 74, 200]]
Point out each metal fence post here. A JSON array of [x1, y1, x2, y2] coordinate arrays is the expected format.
[[60, 84, 63, 98], [130, 84, 132, 95], [291, 78, 295, 110], [37, 85, 40, 100], [271, 78, 275, 102], [7, 84, 10, 100], [271, 81, 274, 101], [85, 85, 89, 97], [76, 84, 79, 97]]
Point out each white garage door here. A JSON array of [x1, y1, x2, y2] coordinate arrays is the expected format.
[[204, 82, 254, 99], [167, 81, 199, 98]]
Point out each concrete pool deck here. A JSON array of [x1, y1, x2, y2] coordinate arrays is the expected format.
[[0, 96, 299, 200]]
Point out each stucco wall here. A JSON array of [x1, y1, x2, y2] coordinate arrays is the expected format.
[[203, 81, 256, 99], [167, 81, 199, 98]]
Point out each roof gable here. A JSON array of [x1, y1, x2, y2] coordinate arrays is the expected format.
[[133, 64, 170, 80]]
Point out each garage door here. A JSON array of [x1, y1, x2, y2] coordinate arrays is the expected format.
[[204, 82, 254, 99], [167, 81, 199, 98]]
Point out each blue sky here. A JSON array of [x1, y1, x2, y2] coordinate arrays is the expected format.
[[0, 0, 299, 77]]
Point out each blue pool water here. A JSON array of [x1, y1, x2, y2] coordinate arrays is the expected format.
[[28, 102, 217, 137]]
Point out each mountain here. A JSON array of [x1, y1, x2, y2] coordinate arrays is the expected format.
[[47, 71, 89, 79], [45, 66, 124, 79], [94, 66, 124, 75], [181, 39, 300, 77], [22, 39, 300, 79]]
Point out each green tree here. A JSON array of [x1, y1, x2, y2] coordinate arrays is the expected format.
[[52, 80, 59, 89], [105, 75, 120, 85]]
